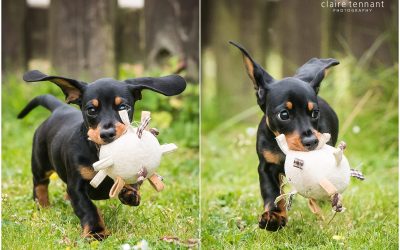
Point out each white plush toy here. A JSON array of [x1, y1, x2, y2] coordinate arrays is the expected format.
[[90, 110, 177, 198], [275, 133, 364, 213]]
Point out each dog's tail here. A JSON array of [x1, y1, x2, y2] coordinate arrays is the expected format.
[[17, 95, 64, 119]]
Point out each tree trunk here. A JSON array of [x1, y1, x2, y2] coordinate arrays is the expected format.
[[26, 7, 49, 60], [49, 0, 117, 81], [2, 0, 27, 75], [332, 0, 397, 66], [116, 8, 143, 65], [144, 0, 199, 82], [276, 0, 322, 76], [202, 0, 264, 121]]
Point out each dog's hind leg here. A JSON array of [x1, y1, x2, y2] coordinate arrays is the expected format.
[[31, 132, 53, 208]]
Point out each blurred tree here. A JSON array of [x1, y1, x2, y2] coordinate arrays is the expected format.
[[202, 0, 265, 120], [2, 0, 27, 75], [26, 7, 48, 60], [116, 8, 143, 65], [144, 0, 199, 82], [276, 0, 323, 75], [332, 0, 398, 66], [202, 0, 397, 123], [49, 0, 117, 81]]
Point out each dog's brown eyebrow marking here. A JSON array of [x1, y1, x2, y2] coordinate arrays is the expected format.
[[286, 101, 293, 110], [92, 99, 99, 107], [308, 102, 314, 111], [114, 96, 122, 106]]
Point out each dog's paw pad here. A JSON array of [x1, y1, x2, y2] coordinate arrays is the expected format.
[[118, 186, 141, 206], [84, 232, 109, 241], [259, 211, 287, 231], [82, 227, 109, 241]]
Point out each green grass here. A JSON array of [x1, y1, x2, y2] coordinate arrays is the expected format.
[[2, 75, 199, 249], [1, 58, 398, 249], [202, 128, 398, 249], [201, 60, 398, 249]]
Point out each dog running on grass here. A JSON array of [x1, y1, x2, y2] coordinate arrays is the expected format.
[[230, 41, 339, 231], [18, 70, 186, 240]]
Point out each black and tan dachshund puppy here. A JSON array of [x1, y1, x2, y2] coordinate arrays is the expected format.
[[18, 70, 186, 239], [230, 41, 339, 231]]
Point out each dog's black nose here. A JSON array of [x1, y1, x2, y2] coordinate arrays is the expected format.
[[100, 127, 116, 143], [301, 135, 319, 150]]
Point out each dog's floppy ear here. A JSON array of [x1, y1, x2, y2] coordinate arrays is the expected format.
[[124, 75, 186, 100], [23, 70, 87, 105], [229, 41, 274, 109], [294, 58, 339, 94]]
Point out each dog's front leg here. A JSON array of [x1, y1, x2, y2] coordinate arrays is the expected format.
[[118, 182, 142, 206], [67, 178, 108, 240], [258, 160, 287, 231]]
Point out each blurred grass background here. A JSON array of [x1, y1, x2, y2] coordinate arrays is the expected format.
[[2, 68, 199, 249]]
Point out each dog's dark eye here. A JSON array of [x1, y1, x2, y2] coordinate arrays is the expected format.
[[86, 107, 98, 117], [278, 110, 290, 121], [117, 104, 131, 111], [311, 110, 320, 119]]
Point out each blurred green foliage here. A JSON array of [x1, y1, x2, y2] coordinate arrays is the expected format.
[[120, 64, 199, 149]]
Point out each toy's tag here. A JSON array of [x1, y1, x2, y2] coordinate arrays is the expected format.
[[141, 111, 151, 129], [137, 111, 151, 139], [293, 158, 304, 169], [287, 193, 295, 210], [350, 169, 365, 180], [274, 191, 297, 211]]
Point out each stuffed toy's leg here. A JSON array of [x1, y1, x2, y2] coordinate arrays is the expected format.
[[333, 141, 346, 165], [308, 199, 325, 220], [90, 170, 108, 188], [109, 176, 125, 198], [319, 178, 344, 212], [148, 173, 164, 191], [90, 156, 114, 188]]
